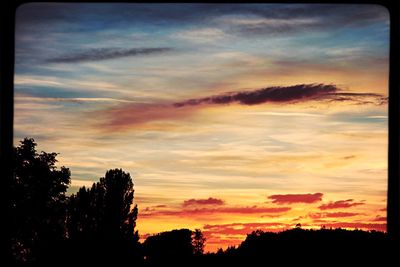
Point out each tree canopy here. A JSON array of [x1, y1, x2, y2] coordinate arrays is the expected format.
[[11, 138, 71, 263], [67, 169, 139, 242]]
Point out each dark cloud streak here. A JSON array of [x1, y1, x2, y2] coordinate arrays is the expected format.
[[46, 47, 172, 63], [174, 84, 338, 107], [174, 84, 387, 108]]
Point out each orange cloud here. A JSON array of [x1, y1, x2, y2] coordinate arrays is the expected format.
[[373, 216, 386, 222], [268, 193, 323, 204], [203, 222, 287, 235], [140, 205, 291, 218], [319, 199, 364, 210], [202, 222, 290, 251], [308, 212, 359, 219]]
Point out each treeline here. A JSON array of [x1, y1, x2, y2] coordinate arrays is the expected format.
[[8, 138, 396, 266], [9, 138, 206, 266]]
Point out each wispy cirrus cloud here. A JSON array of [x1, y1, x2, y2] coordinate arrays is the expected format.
[[319, 199, 364, 210], [46, 47, 172, 63], [175, 27, 227, 43], [268, 193, 323, 204]]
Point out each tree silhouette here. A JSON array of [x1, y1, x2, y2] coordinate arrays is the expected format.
[[143, 229, 194, 265], [192, 229, 206, 255], [8, 138, 396, 266], [64, 169, 141, 266], [101, 169, 138, 241], [67, 169, 138, 242], [67, 186, 97, 240], [10, 138, 70, 263]]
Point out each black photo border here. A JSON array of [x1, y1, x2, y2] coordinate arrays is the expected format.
[[1, 2, 398, 259]]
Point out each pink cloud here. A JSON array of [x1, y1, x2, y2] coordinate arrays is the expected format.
[[95, 103, 199, 131], [268, 193, 323, 204], [318, 199, 364, 210]]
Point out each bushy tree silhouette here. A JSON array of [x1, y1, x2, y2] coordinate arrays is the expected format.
[[10, 138, 71, 263], [67, 169, 138, 242], [66, 169, 141, 266], [192, 229, 206, 255], [143, 229, 194, 265]]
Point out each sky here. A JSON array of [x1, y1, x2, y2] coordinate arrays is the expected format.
[[14, 3, 389, 252]]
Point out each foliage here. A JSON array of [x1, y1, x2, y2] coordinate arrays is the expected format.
[[67, 169, 139, 242], [192, 229, 206, 255], [10, 138, 71, 263]]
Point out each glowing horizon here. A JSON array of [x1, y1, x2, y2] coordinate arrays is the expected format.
[[14, 3, 389, 252]]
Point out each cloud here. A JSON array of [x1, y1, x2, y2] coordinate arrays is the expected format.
[[201, 221, 290, 251], [174, 84, 338, 107], [17, 95, 138, 104], [17, 4, 388, 33], [173, 84, 387, 108], [203, 222, 286, 236], [183, 197, 225, 207], [326, 93, 388, 106], [175, 27, 227, 43], [140, 205, 291, 218], [268, 193, 323, 204], [373, 216, 386, 222], [97, 83, 387, 131], [97, 103, 199, 131], [309, 212, 359, 219], [46, 47, 172, 63], [319, 199, 364, 210], [217, 5, 388, 37], [221, 16, 320, 36]]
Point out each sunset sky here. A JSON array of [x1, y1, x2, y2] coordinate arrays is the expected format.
[[14, 3, 389, 251]]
